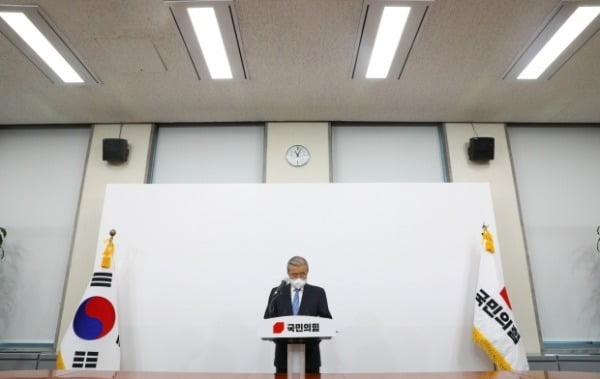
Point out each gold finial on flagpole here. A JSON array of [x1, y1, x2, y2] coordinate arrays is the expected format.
[[101, 229, 117, 268], [481, 224, 495, 253]]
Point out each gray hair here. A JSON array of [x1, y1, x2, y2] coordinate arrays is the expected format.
[[287, 256, 309, 271]]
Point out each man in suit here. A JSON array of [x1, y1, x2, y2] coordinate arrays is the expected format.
[[264, 256, 332, 374]]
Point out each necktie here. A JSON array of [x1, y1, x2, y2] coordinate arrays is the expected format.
[[292, 288, 300, 315]]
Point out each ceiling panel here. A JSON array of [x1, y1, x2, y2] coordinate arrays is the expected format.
[[0, 0, 598, 125]]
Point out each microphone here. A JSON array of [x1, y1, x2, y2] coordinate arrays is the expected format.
[[273, 279, 288, 295], [267, 278, 288, 318]]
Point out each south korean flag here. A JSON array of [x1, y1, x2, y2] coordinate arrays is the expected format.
[[57, 233, 120, 370]]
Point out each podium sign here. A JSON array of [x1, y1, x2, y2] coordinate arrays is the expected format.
[[259, 316, 335, 378], [258, 316, 335, 340]]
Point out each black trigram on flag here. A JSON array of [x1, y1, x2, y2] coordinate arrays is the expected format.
[[72, 351, 99, 368], [91, 272, 112, 287]]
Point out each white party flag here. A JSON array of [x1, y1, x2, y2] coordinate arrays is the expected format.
[[472, 225, 529, 371]]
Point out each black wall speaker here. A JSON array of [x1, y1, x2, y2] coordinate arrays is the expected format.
[[468, 137, 494, 161], [103, 138, 129, 163]]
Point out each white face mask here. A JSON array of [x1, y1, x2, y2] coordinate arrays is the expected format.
[[290, 278, 306, 289]]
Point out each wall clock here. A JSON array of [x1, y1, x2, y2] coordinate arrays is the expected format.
[[285, 145, 310, 167]]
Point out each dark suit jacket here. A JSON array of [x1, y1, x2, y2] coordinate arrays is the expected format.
[[264, 283, 332, 370]]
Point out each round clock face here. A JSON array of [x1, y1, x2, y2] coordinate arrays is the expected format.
[[285, 145, 311, 167]]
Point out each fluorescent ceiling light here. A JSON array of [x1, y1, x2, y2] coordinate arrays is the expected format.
[[504, 2, 600, 81], [366, 7, 411, 79], [0, 12, 83, 83], [187, 7, 232, 79], [518, 6, 600, 80], [167, 1, 247, 80], [352, 0, 433, 80], [0, 5, 97, 85]]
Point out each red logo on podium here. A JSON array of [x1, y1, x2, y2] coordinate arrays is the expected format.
[[273, 322, 285, 334]]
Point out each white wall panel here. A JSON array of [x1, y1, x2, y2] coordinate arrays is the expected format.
[[332, 126, 445, 183], [96, 183, 496, 373], [0, 127, 90, 345], [151, 126, 264, 183], [508, 126, 600, 343]]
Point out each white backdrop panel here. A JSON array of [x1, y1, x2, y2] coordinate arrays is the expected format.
[[98, 183, 495, 373]]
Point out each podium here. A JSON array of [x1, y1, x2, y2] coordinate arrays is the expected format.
[[259, 316, 335, 378]]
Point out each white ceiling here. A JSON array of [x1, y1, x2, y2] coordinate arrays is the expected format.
[[0, 0, 599, 125]]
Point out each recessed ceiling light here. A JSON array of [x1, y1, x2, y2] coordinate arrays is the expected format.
[[187, 7, 232, 79], [504, 2, 600, 81], [0, 5, 97, 85], [167, 0, 247, 80], [352, 0, 433, 80], [366, 7, 411, 79], [518, 6, 600, 80], [0, 11, 83, 83]]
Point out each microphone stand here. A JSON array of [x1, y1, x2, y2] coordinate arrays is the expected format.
[[267, 285, 285, 318]]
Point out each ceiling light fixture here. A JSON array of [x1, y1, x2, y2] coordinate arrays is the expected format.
[[0, 12, 83, 83], [0, 5, 98, 85], [353, 0, 433, 80], [187, 7, 232, 79], [366, 7, 411, 78], [519, 6, 600, 79], [167, 0, 247, 80], [504, 2, 600, 81]]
